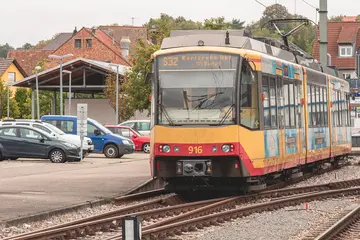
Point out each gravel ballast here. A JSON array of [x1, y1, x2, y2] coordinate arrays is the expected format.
[[179, 197, 360, 240]]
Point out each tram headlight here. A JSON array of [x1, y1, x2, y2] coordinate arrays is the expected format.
[[222, 144, 231, 153], [174, 146, 180, 152], [162, 145, 171, 153]]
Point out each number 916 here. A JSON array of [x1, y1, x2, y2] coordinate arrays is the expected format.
[[188, 146, 203, 154]]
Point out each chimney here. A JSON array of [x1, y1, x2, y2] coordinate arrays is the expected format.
[[92, 28, 96, 35], [120, 36, 131, 59]]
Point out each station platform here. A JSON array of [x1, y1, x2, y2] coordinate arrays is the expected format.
[[0, 153, 150, 222]]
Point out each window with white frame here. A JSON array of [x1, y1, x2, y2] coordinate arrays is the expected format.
[[339, 45, 353, 57], [7, 72, 15, 84], [343, 73, 351, 79]]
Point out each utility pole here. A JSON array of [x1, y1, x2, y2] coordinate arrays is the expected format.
[[319, 0, 328, 66]]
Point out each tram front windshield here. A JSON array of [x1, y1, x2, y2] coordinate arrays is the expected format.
[[157, 52, 238, 125]]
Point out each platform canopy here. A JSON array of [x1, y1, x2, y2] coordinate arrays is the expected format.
[[12, 58, 130, 94]]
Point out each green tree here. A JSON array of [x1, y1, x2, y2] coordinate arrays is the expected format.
[[231, 19, 245, 29], [0, 80, 19, 119], [104, 40, 159, 121], [17, 43, 34, 50], [329, 15, 345, 22], [0, 43, 14, 58], [147, 13, 203, 45], [204, 17, 230, 30], [14, 88, 31, 118], [249, 3, 316, 55]]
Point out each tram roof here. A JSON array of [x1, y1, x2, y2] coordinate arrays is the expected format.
[[162, 30, 340, 79]]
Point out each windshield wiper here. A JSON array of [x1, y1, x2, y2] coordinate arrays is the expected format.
[[194, 91, 224, 109], [158, 103, 175, 126], [218, 104, 235, 125]]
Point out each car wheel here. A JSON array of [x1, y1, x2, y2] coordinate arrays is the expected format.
[[142, 143, 150, 153], [0, 152, 3, 161], [104, 144, 119, 158], [49, 149, 66, 163]]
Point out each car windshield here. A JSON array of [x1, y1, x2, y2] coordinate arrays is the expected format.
[[157, 52, 238, 125], [89, 118, 112, 134], [44, 122, 65, 135]]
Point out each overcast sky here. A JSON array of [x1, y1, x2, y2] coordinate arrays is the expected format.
[[1, 0, 358, 48]]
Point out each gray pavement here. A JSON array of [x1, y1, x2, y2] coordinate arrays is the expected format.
[[0, 153, 150, 221]]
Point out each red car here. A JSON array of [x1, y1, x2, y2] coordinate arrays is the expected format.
[[105, 125, 150, 153]]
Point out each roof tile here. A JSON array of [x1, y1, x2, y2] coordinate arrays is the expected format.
[[7, 50, 53, 75]]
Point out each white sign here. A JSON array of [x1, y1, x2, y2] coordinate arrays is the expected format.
[[77, 104, 88, 137]]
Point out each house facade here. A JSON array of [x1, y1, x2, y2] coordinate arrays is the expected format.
[[0, 59, 27, 92], [312, 16, 360, 79]]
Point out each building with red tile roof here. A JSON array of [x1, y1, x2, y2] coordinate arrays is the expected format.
[[8, 25, 148, 74], [312, 16, 360, 79]]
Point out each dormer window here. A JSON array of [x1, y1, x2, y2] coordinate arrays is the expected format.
[[339, 45, 353, 57]]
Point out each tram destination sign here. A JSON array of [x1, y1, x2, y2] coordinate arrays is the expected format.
[[158, 53, 238, 70]]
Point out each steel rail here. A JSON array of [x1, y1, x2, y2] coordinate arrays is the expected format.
[[314, 205, 360, 240], [136, 187, 360, 240]]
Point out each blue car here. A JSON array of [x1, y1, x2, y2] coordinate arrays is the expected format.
[[41, 115, 135, 158]]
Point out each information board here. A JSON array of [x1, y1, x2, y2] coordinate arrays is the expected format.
[[77, 104, 88, 137]]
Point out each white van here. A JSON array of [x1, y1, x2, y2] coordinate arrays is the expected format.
[[0, 120, 94, 154], [119, 120, 151, 136]]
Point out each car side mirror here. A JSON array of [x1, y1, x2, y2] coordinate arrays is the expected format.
[[133, 134, 137, 138], [94, 129, 101, 136]]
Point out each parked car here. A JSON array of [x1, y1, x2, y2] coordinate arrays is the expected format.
[[0, 120, 94, 155], [41, 115, 135, 158], [105, 125, 150, 153], [118, 120, 151, 136], [0, 125, 81, 163]]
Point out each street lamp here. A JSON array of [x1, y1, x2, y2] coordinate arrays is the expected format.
[[48, 54, 74, 115], [35, 66, 42, 119], [63, 70, 72, 115], [109, 63, 120, 124], [6, 73, 15, 119]]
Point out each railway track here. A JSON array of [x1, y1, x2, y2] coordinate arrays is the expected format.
[[7, 177, 360, 240], [307, 205, 360, 240]]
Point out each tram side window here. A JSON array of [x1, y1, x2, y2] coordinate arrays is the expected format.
[[311, 85, 317, 126], [283, 80, 290, 127], [269, 77, 277, 128], [341, 92, 347, 127], [333, 90, 339, 127], [319, 87, 324, 126], [324, 88, 328, 126], [289, 81, 295, 127], [240, 62, 259, 130], [297, 82, 302, 128], [262, 76, 271, 128], [345, 93, 351, 127], [338, 91, 342, 127], [307, 85, 312, 126], [277, 77, 284, 128], [315, 86, 321, 126]]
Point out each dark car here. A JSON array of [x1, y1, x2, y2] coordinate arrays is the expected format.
[[0, 125, 81, 163]]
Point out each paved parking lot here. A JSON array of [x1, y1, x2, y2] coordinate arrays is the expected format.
[[0, 153, 150, 221]]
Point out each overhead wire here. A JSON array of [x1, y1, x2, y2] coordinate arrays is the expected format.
[[254, 0, 267, 8]]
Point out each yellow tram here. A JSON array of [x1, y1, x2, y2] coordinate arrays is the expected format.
[[147, 30, 351, 192]]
